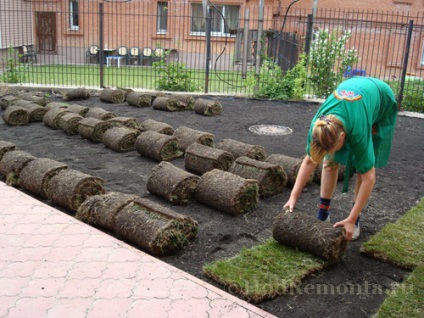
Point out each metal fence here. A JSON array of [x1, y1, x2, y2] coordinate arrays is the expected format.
[[1, 0, 424, 108]]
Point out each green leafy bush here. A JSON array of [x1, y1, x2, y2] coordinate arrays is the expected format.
[[1, 47, 26, 83]]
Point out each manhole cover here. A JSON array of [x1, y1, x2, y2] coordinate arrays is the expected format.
[[249, 125, 293, 136]]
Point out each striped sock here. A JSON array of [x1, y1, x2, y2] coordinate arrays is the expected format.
[[317, 198, 331, 221]]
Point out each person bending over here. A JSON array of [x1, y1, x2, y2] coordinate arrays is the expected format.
[[283, 77, 398, 240]]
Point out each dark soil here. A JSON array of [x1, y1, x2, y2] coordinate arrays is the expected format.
[[1, 92, 423, 318]]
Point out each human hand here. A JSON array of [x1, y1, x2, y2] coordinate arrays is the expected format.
[[283, 198, 297, 212], [334, 218, 355, 241]]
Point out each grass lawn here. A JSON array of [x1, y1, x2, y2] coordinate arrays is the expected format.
[[203, 238, 326, 303]]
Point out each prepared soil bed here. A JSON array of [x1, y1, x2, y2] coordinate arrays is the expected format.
[[0, 93, 422, 318]]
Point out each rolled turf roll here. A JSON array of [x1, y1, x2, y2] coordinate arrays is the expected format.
[[184, 143, 234, 175], [126, 91, 152, 108], [102, 126, 140, 152], [0, 95, 19, 110], [57, 113, 84, 135], [272, 211, 348, 262], [47, 169, 106, 212], [195, 169, 259, 216], [173, 126, 215, 151], [172, 94, 196, 110], [140, 119, 174, 135], [152, 96, 187, 112], [194, 98, 223, 116], [86, 107, 116, 120], [2, 106, 30, 126], [0, 150, 36, 185], [107, 116, 142, 130], [78, 117, 113, 143], [66, 104, 90, 116], [43, 107, 70, 129], [62, 88, 90, 101], [11, 99, 32, 107], [0, 141, 16, 161], [99, 88, 126, 104], [146, 161, 199, 205], [20, 103, 48, 122], [45, 102, 69, 111], [19, 92, 50, 106], [265, 154, 313, 187], [135, 131, 183, 161], [19, 158, 68, 198], [114, 199, 196, 255], [313, 162, 348, 183], [229, 156, 287, 197], [76, 191, 138, 230], [216, 138, 266, 161]]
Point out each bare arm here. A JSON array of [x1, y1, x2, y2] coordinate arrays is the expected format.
[[283, 155, 317, 211], [334, 167, 375, 240]]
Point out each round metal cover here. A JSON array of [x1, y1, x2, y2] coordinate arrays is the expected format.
[[249, 125, 293, 136]]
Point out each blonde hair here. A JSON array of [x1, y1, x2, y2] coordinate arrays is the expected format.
[[310, 115, 344, 164]]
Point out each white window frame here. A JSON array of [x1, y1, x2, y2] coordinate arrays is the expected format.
[[157, 2, 168, 34], [69, 0, 79, 31], [190, 3, 239, 37]]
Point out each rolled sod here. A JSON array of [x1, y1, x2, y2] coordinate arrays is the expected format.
[[43, 107, 71, 129], [99, 88, 126, 104], [173, 126, 215, 151], [65, 104, 90, 116], [114, 199, 197, 255], [86, 107, 116, 120], [20, 103, 48, 122], [273, 211, 347, 262], [135, 131, 183, 161], [229, 156, 287, 197], [172, 94, 196, 110], [194, 98, 223, 116], [140, 119, 174, 135], [78, 117, 113, 143], [313, 162, 348, 183], [126, 91, 152, 108], [62, 88, 90, 101], [1, 106, 30, 126], [47, 169, 106, 212], [0, 150, 36, 185], [108, 117, 142, 130], [0, 141, 16, 161], [146, 161, 199, 205], [76, 191, 138, 230], [19, 158, 68, 198], [184, 143, 234, 175], [0, 95, 19, 110], [11, 99, 32, 107], [102, 126, 140, 152], [195, 169, 259, 216], [216, 138, 266, 161], [152, 96, 187, 112], [265, 154, 313, 187], [45, 102, 69, 111], [57, 113, 84, 135], [19, 92, 50, 106]]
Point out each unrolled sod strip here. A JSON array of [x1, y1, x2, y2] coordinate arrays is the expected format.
[[146, 161, 199, 205], [193, 98, 223, 116], [19, 158, 68, 198], [135, 130, 183, 161], [78, 117, 113, 143], [195, 169, 259, 216], [184, 143, 234, 175], [216, 138, 266, 161], [47, 169, 106, 212], [102, 126, 140, 152], [229, 156, 287, 197], [173, 126, 214, 151], [273, 211, 347, 262]]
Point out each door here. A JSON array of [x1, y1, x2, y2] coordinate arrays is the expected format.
[[36, 12, 57, 53]]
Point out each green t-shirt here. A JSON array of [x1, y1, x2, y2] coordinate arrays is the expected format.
[[306, 77, 398, 173]]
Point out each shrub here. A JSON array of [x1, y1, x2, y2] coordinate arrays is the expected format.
[[1, 47, 26, 84]]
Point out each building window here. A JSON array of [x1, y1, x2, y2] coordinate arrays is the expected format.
[[69, 0, 79, 30], [157, 2, 168, 34], [191, 3, 239, 36]]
